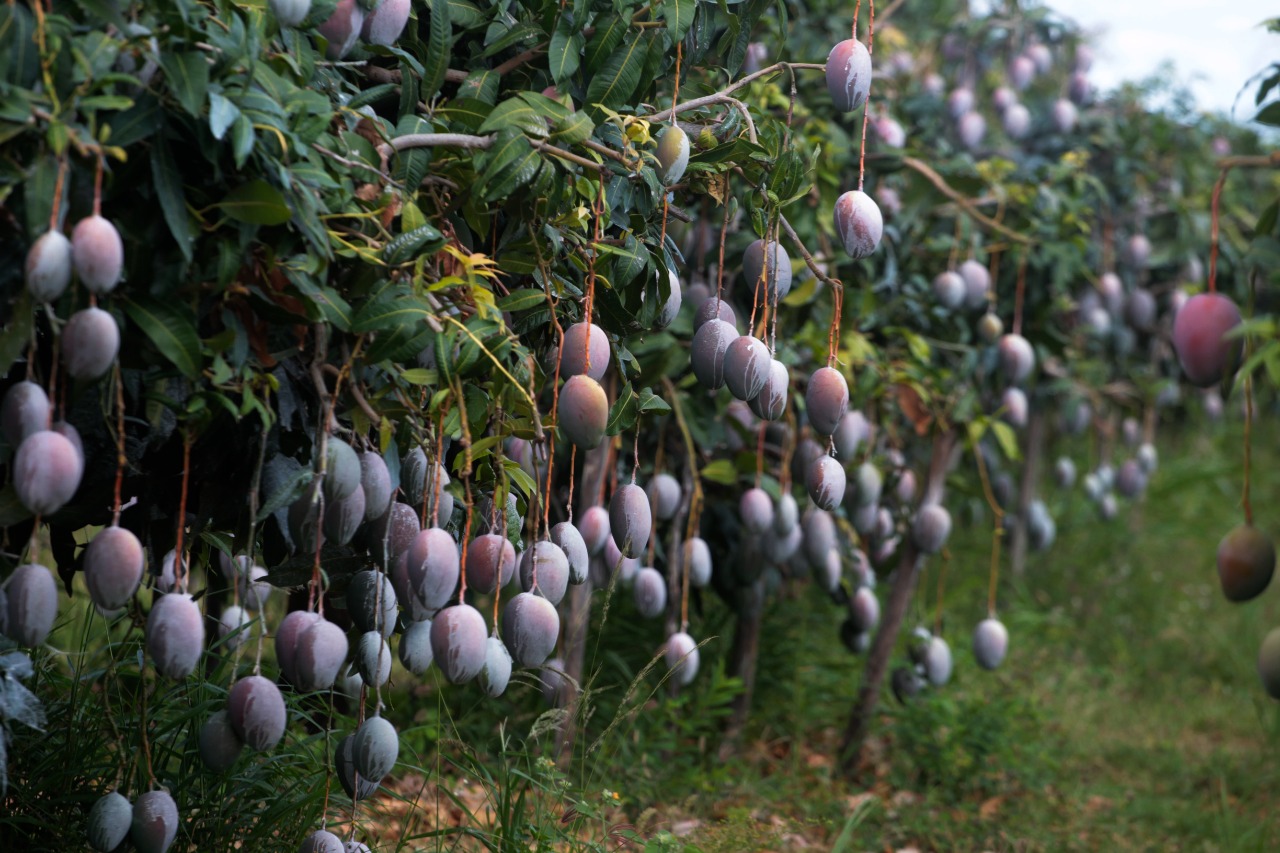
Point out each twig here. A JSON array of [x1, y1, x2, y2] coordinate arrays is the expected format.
[[642, 62, 827, 123], [900, 156, 1034, 245]]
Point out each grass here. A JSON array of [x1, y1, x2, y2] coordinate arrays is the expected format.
[[640, 416, 1280, 852]]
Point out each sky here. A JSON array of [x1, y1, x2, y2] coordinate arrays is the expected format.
[[1050, 0, 1276, 121], [969, 0, 1277, 121]]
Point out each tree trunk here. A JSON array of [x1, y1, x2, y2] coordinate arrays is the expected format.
[[554, 443, 611, 765], [1010, 407, 1046, 577], [838, 429, 956, 776], [719, 578, 764, 759]]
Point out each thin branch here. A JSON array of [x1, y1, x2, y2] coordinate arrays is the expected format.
[[642, 61, 827, 123], [900, 156, 1034, 245]]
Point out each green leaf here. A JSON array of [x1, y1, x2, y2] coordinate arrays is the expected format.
[[384, 224, 445, 265], [498, 288, 547, 312], [606, 382, 638, 434], [122, 296, 202, 380], [151, 134, 196, 263], [659, 0, 696, 41], [1255, 102, 1280, 127], [352, 294, 436, 335], [477, 128, 541, 202], [422, 0, 452, 100], [393, 116, 434, 188], [636, 387, 670, 414], [700, 458, 738, 486], [990, 421, 1020, 462], [159, 52, 210, 117], [256, 467, 314, 523], [548, 27, 584, 85], [208, 92, 241, 141], [550, 111, 595, 145], [583, 15, 627, 75], [217, 180, 292, 226], [0, 291, 34, 380], [478, 95, 551, 137], [584, 33, 647, 117]]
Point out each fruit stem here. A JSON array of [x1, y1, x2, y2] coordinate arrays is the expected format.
[[47, 155, 67, 232], [972, 440, 1004, 618], [1208, 166, 1229, 294], [935, 547, 950, 635], [856, 0, 875, 193], [1243, 280, 1255, 525], [112, 362, 126, 527], [93, 152, 104, 217], [1013, 250, 1027, 337]]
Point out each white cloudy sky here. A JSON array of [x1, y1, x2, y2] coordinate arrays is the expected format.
[[1050, 0, 1277, 121]]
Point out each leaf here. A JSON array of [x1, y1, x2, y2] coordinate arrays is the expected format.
[[151, 134, 196, 262], [384, 224, 445, 265], [1255, 101, 1280, 127], [498, 288, 547, 312], [477, 128, 540, 202], [0, 291, 34, 381], [550, 111, 595, 145], [585, 33, 647, 117], [660, 0, 696, 41], [159, 51, 210, 117], [217, 180, 292, 225], [256, 467, 314, 523], [422, 0, 452, 100], [478, 95, 551, 137], [208, 92, 241, 140], [700, 459, 738, 486], [606, 382, 638, 434], [583, 15, 627, 75], [548, 26, 584, 85], [990, 421, 1020, 462], [122, 296, 202, 379]]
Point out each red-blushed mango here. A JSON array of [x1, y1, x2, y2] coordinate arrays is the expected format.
[[346, 569, 397, 637], [850, 587, 880, 632], [657, 269, 683, 329], [2, 380, 50, 446], [997, 333, 1035, 384], [25, 230, 73, 303], [502, 591, 560, 666], [742, 239, 792, 301], [691, 319, 737, 390], [748, 358, 789, 421], [551, 521, 589, 585], [429, 603, 487, 683], [300, 830, 344, 853], [610, 483, 652, 559], [739, 487, 774, 534], [977, 312, 1003, 343], [723, 335, 771, 402], [401, 446, 428, 504], [833, 190, 883, 259], [275, 610, 321, 683], [466, 532, 515, 594], [973, 618, 1009, 669], [805, 366, 849, 436], [323, 484, 365, 546], [801, 507, 837, 570], [579, 506, 610, 556], [559, 322, 610, 381], [806, 455, 845, 512], [958, 259, 991, 310], [947, 86, 974, 118], [1258, 627, 1280, 699], [13, 429, 83, 515], [1116, 459, 1146, 498], [1172, 292, 1242, 387], [361, 0, 409, 45], [237, 564, 272, 611], [324, 437, 361, 501], [833, 410, 870, 460], [335, 734, 379, 800], [1217, 524, 1275, 603], [957, 111, 986, 150], [912, 504, 952, 554], [924, 636, 953, 686], [633, 567, 667, 618], [356, 631, 392, 686], [1125, 233, 1152, 269], [218, 605, 251, 651], [1052, 98, 1078, 132], [694, 297, 736, 331], [63, 307, 120, 379], [87, 791, 132, 851], [480, 635, 513, 697], [85, 526, 144, 611], [359, 452, 393, 521], [130, 790, 178, 853], [1001, 387, 1028, 429], [992, 85, 1017, 113], [774, 492, 799, 535], [684, 537, 712, 586], [270, 0, 311, 27], [72, 215, 124, 294], [933, 271, 964, 309], [294, 617, 349, 692], [147, 593, 204, 679], [6, 563, 57, 647], [228, 674, 287, 751], [398, 618, 433, 675], [826, 39, 872, 112], [519, 540, 570, 605], [1002, 102, 1030, 139], [1008, 54, 1035, 89], [558, 374, 608, 449], [370, 501, 419, 569], [404, 527, 460, 614], [646, 473, 681, 522], [812, 549, 840, 592], [665, 631, 699, 685], [317, 0, 364, 59], [655, 125, 690, 185]]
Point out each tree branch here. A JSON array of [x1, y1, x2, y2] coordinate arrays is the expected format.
[[899, 156, 1035, 245], [642, 61, 828, 124]]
